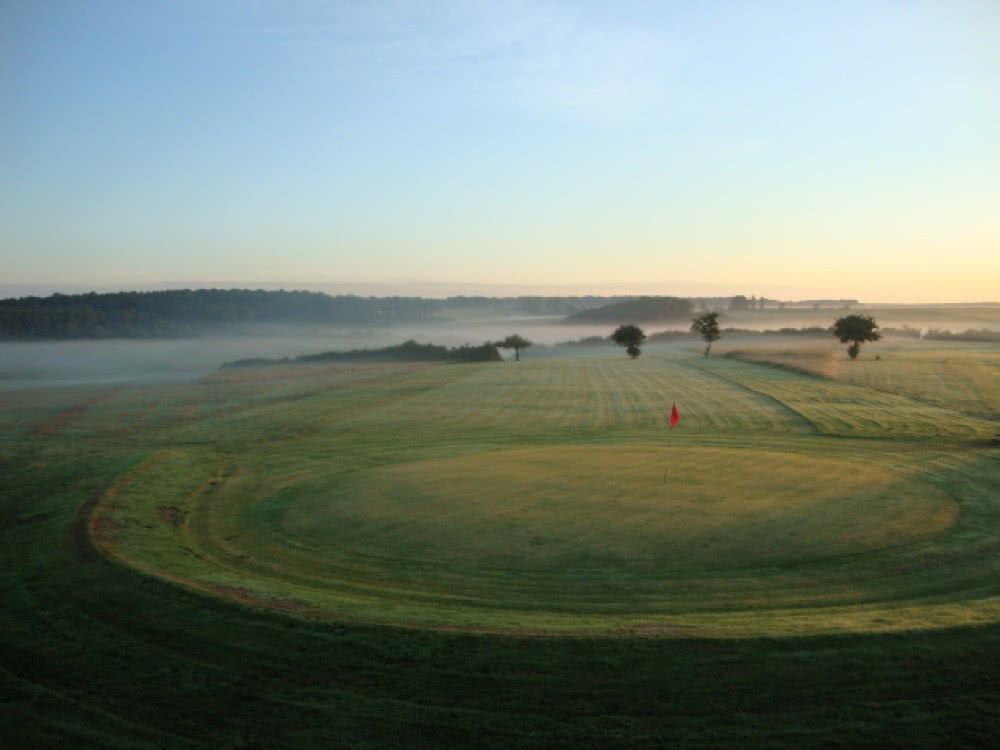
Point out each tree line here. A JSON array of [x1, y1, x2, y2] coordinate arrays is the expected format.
[[607, 314, 881, 360], [0, 290, 441, 339], [0, 290, 646, 339], [223, 314, 982, 370], [222, 339, 501, 369]]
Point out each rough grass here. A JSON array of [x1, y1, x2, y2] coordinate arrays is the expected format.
[[726, 339, 1000, 421]]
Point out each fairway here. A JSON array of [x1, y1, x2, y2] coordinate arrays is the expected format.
[[4, 341, 1000, 747], [82, 351, 1000, 636]]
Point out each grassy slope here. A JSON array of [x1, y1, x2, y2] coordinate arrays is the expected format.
[[2, 347, 999, 747]]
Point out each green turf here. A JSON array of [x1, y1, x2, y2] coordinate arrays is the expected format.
[[2, 342, 998, 747], [725, 339, 1000, 421]]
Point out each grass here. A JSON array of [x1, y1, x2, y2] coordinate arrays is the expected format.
[[725, 338, 1000, 421], [2, 342, 999, 747], [93, 435, 989, 635]]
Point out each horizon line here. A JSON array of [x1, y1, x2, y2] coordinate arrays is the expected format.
[[1, 282, 998, 307]]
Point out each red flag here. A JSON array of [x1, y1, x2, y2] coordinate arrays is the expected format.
[[669, 401, 680, 429]]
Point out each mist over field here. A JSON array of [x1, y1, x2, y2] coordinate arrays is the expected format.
[[3, 302, 999, 388], [0, 318, 571, 387]]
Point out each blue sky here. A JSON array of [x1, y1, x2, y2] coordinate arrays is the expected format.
[[2, 0, 998, 301]]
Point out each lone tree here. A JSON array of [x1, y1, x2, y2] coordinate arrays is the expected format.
[[611, 324, 646, 358], [833, 314, 880, 360], [691, 312, 721, 357], [496, 334, 532, 361]]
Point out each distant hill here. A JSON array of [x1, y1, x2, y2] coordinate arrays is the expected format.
[[564, 296, 693, 324], [0, 289, 639, 340], [221, 339, 501, 369], [0, 289, 439, 339], [439, 295, 630, 316]]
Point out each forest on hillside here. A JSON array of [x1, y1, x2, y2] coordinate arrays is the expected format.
[[0, 290, 626, 339], [564, 296, 694, 324], [0, 290, 444, 339]]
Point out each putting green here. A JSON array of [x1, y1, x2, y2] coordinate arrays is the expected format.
[[90, 441, 1000, 636], [283, 446, 955, 571]]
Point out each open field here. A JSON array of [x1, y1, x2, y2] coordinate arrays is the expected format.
[[724, 338, 1000, 420], [2, 339, 998, 746]]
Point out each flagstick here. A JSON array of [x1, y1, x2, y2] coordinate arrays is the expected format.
[[664, 401, 679, 484], [663, 420, 670, 485]]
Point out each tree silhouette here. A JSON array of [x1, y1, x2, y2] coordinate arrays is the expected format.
[[833, 314, 880, 360], [496, 334, 533, 361], [611, 324, 646, 358], [691, 312, 721, 357]]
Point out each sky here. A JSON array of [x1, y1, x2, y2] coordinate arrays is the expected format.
[[2, 0, 998, 302]]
